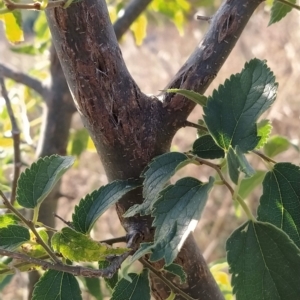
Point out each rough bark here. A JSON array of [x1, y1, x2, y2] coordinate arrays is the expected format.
[[45, 0, 263, 298]]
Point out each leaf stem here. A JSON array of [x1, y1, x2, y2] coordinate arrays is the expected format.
[[234, 194, 256, 222], [0, 190, 61, 264], [183, 121, 208, 132], [252, 150, 276, 164], [140, 258, 196, 300], [276, 0, 300, 10]]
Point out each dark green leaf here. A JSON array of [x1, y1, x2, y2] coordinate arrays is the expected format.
[[166, 88, 207, 106], [269, 0, 296, 25], [99, 260, 118, 290], [17, 155, 75, 209], [227, 221, 300, 300], [151, 177, 214, 265], [124, 152, 189, 217], [257, 163, 300, 247], [51, 227, 129, 262], [163, 263, 187, 283], [32, 270, 82, 300], [0, 274, 14, 291], [256, 119, 272, 149], [204, 59, 277, 152], [196, 119, 208, 137], [72, 180, 139, 234], [111, 269, 150, 300], [130, 242, 154, 263], [0, 225, 30, 250], [264, 135, 290, 157], [193, 135, 225, 159], [238, 170, 266, 199], [82, 276, 103, 300]]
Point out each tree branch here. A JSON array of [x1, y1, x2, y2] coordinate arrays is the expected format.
[[0, 77, 21, 204], [0, 63, 48, 98], [113, 0, 152, 40]]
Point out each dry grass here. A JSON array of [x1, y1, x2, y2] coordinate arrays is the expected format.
[[1, 6, 300, 299]]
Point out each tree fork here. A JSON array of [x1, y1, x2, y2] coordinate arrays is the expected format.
[[46, 0, 263, 298]]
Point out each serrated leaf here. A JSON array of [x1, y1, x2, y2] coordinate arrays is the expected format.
[[163, 263, 186, 283], [0, 225, 30, 250], [226, 221, 300, 300], [227, 146, 255, 184], [257, 163, 300, 247], [72, 180, 139, 234], [0, 11, 23, 43], [150, 177, 214, 265], [237, 170, 266, 199], [32, 270, 82, 300], [99, 260, 118, 290], [204, 59, 277, 152], [193, 135, 225, 159], [166, 88, 207, 106], [51, 227, 129, 262], [269, 0, 296, 25], [17, 155, 75, 209], [197, 119, 208, 137], [256, 119, 272, 149], [124, 152, 189, 217], [130, 13, 147, 46], [0, 214, 20, 228], [111, 269, 150, 300], [264, 135, 290, 157]]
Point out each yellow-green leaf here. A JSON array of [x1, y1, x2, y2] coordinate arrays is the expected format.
[[0, 11, 23, 43], [130, 14, 147, 46]]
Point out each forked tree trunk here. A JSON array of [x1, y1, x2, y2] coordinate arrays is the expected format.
[[45, 0, 263, 298]]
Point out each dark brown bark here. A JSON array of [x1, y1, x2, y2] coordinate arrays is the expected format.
[[45, 0, 263, 298]]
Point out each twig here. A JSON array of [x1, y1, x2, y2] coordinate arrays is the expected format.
[[139, 258, 195, 300], [252, 150, 276, 164], [183, 120, 208, 132], [2, 0, 66, 11], [196, 15, 212, 22], [0, 248, 130, 278], [0, 190, 61, 264], [0, 64, 48, 98], [100, 236, 127, 245], [277, 0, 300, 10], [53, 213, 74, 228], [0, 77, 21, 205], [113, 0, 153, 40]]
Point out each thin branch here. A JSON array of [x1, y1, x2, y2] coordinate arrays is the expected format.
[[252, 150, 277, 164], [277, 0, 300, 10], [0, 248, 130, 278], [0, 64, 48, 98], [113, 0, 153, 40], [183, 120, 208, 132], [100, 236, 127, 245], [2, 0, 66, 11], [196, 15, 212, 22], [53, 213, 74, 228], [0, 77, 21, 205], [140, 258, 195, 300], [0, 190, 61, 264]]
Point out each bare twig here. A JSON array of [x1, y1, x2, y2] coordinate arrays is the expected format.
[[252, 150, 276, 164], [0, 77, 21, 204], [140, 258, 195, 300], [53, 213, 74, 228], [183, 120, 208, 132], [0, 248, 130, 278], [2, 0, 65, 11], [100, 236, 127, 245], [113, 0, 153, 40], [0, 64, 48, 98], [0, 190, 61, 264], [196, 15, 212, 22]]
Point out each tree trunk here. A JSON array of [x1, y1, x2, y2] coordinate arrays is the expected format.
[[45, 0, 263, 298]]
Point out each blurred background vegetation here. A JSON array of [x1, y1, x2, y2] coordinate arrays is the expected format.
[[0, 0, 299, 299]]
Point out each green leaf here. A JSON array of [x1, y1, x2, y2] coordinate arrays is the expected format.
[[204, 59, 277, 152], [81, 276, 103, 300], [70, 129, 89, 157], [72, 180, 140, 234], [163, 263, 187, 283], [0, 225, 30, 250], [99, 260, 118, 290], [256, 119, 272, 149], [263, 135, 290, 157], [32, 270, 82, 300], [0, 274, 14, 292], [237, 170, 266, 199], [111, 269, 150, 300], [150, 177, 214, 265], [269, 0, 296, 25], [51, 227, 129, 262], [196, 119, 208, 137], [226, 221, 300, 300], [0, 214, 20, 228], [10, 40, 50, 55], [124, 152, 189, 217], [21, 229, 48, 257], [193, 135, 225, 159], [0, 11, 23, 43], [227, 146, 255, 184], [17, 155, 75, 209], [166, 88, 207, 106], [257, 163, 300, 247], [130, 242, 154, 263], [130, 14, 147, 46]]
